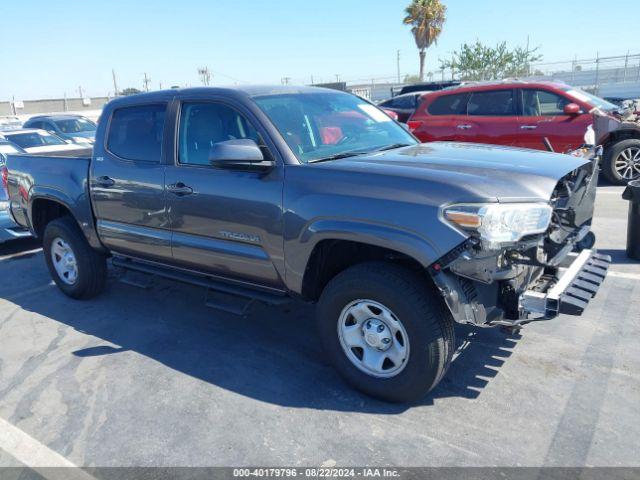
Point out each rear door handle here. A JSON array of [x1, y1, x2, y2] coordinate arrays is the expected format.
[[96, 176, 115, 187], [520, 125, 538, 130], [167, 182, 193, 196], [457, 124, 472, 130]]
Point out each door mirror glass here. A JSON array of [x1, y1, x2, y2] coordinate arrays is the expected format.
[[564, 103, 581, 115]]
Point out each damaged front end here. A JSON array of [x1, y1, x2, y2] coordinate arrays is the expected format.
[[431, 159, 611, 328]]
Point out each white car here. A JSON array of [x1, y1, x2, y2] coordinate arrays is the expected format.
[[0, 115, 22, 132], [0, 129, 86, 154]]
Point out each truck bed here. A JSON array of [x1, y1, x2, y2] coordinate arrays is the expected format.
[[5, 152, 94, 240]]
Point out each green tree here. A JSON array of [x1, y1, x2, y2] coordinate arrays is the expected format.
[[403, 0, 447, 82], [440, 41, 542, 81], [120, 87, 142, 96]]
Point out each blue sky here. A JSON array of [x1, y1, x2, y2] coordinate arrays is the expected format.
[[2, 0, 638, 100]]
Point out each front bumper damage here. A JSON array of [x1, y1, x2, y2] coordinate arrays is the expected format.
[[432, 247, 611, 327], [519, 249, 610, 318]]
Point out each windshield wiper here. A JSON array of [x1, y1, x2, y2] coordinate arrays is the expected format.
[[374, 143, 413, 152], [308, 151, 370, 163]]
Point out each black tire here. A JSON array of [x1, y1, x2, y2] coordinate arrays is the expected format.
[[603, 139, 640, 185], [316, 262, 455, 403], [43, 216, 107, 299]]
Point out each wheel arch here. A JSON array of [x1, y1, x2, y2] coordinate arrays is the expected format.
[[604, 127, 640, 148], [294, 219, 446, 301], [28, 187, 104, 251]]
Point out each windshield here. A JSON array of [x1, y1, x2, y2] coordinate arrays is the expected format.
[[7, 132, 67, 148], [253, 92, 417, 163], [54, 118, 96, 134], [562, 87, 619, 111]]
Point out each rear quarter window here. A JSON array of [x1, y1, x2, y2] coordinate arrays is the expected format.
[[106, 104, 166, 162], [427, 93, 468, 115]]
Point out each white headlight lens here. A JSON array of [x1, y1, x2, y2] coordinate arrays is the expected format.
[[444, 203, 552, 244]]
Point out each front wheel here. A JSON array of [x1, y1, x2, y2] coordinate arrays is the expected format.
[[316, 262, 455, 403], [603, 139, 640, 185], [43, 216, 107, 299]]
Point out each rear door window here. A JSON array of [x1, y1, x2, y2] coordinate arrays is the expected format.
[[467, 90, 515, 116], [106, 104, 166, 162], [427, 93, 468, 115]]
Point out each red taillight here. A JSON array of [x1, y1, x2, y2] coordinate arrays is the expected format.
[[407, 120, 423, 132], [1, 166, 8, 192]]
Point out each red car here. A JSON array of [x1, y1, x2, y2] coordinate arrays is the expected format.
[[408, 80, 640, 184]]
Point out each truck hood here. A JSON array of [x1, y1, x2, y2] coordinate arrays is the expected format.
[[315, 142, 591, 202]]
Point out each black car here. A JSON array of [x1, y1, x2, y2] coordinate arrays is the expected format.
[[398, 80, 461, 95], [377, 91, 431, 123]]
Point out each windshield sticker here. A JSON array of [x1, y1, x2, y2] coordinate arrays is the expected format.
[[358, 104, 392, 123]]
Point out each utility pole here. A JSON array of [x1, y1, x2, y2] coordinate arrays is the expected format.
[[397, 50, 401, 84], [198, 67, 211, 86], [281, 77, 291, 85], [78, 86, 84, 99], [112, 69, 119, 96], [335, 74, 340, 83], [143, 73, 151, 92], [310, 75, 314, 85], [624, 50, 629, 82]]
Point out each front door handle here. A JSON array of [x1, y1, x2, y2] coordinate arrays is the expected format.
[[520, 125, 538, 130], [96, 176, 115, 187], [167, 182, 193, 196], [457, 124, 472, 130]]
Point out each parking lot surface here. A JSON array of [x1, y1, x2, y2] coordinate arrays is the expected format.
[[0, 184, 638, 468]]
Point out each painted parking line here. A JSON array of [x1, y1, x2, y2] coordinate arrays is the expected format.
[[0, 416, 95, 479], [608, 270, 640, 281], [0, 248, 43, 262]]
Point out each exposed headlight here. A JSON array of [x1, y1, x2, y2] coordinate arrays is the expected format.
[[443, 203, 552, 247]]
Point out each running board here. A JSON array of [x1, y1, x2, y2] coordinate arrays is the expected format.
[[111, 256, 289, 306]]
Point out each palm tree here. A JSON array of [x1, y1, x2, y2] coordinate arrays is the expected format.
[[403, 0, 447, 82]]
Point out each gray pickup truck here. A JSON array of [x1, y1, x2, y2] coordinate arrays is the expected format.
[[6, 86, 610, 402]]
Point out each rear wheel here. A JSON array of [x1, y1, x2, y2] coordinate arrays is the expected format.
[[603, 139, 640, 185], [43, 216, 107, 299], [316, 262, 455, 403]]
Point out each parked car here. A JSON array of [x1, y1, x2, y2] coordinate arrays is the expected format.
[[23, 114, 96, 145], [0, 139, 31, 242], [0, 129, 86, 154], [397, 81, 461, 95], [6, 86, 609, 402], [407, 80, 640, 184], [0, 138, 25, 166], [378, 91, 431, 123], [0, 115, 22, 132]]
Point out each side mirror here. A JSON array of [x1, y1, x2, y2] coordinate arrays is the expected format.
[[209, 139, 274, 172], [564, 103, 581, 115]]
